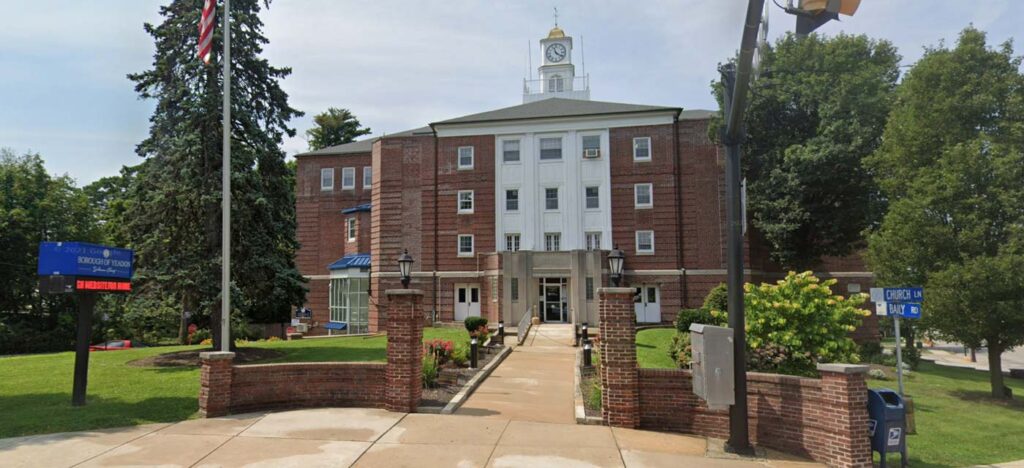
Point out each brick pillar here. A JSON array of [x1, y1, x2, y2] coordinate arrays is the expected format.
[[817, 363, 872, 468], [198, 351, 234, 417], [598, 287, 639, 428], [385, 289, 425, 413]]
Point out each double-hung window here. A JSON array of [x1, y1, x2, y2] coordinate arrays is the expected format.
[[636, 230, 655, 254], [539, 137, 562, 160], [320, 168, 334, 190], [544, 233, 561, 251], [341, 167, 355, 189], [363, 166, 372, 189], [581, 135, 601, 158], [457, 190, 474, 214], [634, 183, 653, 208], [458, 146, 474, 169], [545, 188, 559, 210], [505, 234, 520, 252], [585, 186, 600, 209], [585, 232, 601, 251], [458, 234, 474, 257], [633, 137, 651, 161], [346, 218, 357, 242], [502, 140, 520, 163], [505, 189, 519, 212]]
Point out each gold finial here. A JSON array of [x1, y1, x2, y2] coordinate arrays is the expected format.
[[547, 7, 565, 39]]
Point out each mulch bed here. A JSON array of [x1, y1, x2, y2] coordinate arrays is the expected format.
[[420, 345, 501, 408], [580, 366, 602, 419], [127, 348, 284, 368]]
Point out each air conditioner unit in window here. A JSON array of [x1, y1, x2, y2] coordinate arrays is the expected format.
[[583, 148, 600, 159]]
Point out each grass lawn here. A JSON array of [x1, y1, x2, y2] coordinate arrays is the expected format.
[[636, 328, 678, 369], [0, 327, 469, 439]]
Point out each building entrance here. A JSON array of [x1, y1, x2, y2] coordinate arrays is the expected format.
[[540, 277, 568, 322]]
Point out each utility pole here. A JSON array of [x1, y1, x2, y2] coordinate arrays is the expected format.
[[720, 0, 766, 455]]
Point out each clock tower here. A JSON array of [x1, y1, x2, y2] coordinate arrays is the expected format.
[[524, 24, 590, 103]]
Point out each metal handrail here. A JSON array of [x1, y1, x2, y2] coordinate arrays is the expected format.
[[517, 306, 533, 345]]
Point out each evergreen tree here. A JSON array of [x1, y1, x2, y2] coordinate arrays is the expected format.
[[866, 28, 1024, 398], [305, 108, 371, 150], [714, 33, 900, 268], [127, 0, 305, 347]]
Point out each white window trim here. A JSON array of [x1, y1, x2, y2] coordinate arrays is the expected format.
[[457, 146, 474, 170], [538, 136, 563, 162], [457, 234, 475, 257], [584, 185, 600, 211], [505, 233, 520, 252], [580, 134, 602, 159], [544, 187, 559, 212], [633, 136, 652, 161], [457, 190, 474, 214], [544, 233, 561, 251], [505, 188, 519, 212], [363, 166, 372, 189], [341, 167, 356, 189], [501, 139, 521, 164], [585, 232, 602, 250], [634, 183, 654, 209], [346, 218, 357, 242], [636, 230, 655, 255], [320, 168, 334, 191]]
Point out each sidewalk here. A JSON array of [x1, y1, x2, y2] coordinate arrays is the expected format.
[[0, 407, 821, 467], [921, 342, 1024, 374]]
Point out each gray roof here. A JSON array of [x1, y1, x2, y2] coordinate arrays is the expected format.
[[431, 98, 684, 126], [680, 109, 717, 120], [295, 126, 432, 157]]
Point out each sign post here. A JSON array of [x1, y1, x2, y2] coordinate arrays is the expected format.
[[38, 242, 134, 406], [871, 287, 924, 397]]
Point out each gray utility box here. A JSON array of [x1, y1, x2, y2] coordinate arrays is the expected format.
[[689, 323, 735, 410]]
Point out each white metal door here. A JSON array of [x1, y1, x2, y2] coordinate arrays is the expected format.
[[454, 284, 481, 321], [633, 285, 661, 323]]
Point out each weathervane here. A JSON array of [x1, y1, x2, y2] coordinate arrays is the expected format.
[[553, 7, 558, 27]]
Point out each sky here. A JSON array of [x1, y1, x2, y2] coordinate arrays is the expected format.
[[1, 1, 1021, 186]]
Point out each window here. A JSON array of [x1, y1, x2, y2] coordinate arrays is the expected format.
[[511, 277, 519, 302], [544, 233, 561, 251], [585, 186, 599, 209], [502, 140, 520, 163], [328, 277, 369, 334], [582, 135, 600, 158], [545, 187, 559, 210], [346, 218, 357, 242], [341, 167, 355, 189], [634, 183, 653, 208], [458, 146, 474, 169], [505, 234, 520, 252], [505, 189, 519, 211], [458, 190, 474, 214], [636, 230, 655, 254], [539, 137, 562, 160], [320, 168, 334, 190], [585, 277, 594, 301], [633, 137, 651, 161], [458, 234, 474, 257], [363, 166, 372, 189], [548, 74, 564, 92], [585, 232, 601, 251]]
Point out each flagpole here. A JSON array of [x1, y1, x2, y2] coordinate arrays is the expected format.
[[220, 0, 231, 352]]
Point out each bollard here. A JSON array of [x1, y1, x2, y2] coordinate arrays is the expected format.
[[470, 337, 479, 369], [582, 322, 589, 342], [583, 339, 593, 368], [498, 321, 505, 344]]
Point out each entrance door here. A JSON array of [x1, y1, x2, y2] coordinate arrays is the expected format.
[[454, 284, 480, 321], [633, 285, 661, 323], [540, 278, 568, 322]]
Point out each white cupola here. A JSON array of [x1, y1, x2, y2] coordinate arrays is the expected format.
[[523, 25, 591, 103]]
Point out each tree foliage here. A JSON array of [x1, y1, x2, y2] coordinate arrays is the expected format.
[[714, 33, 900, 268], [126, 0, 305, 345], [865, 28, 1024, 398], [305, 107, 371, 150]]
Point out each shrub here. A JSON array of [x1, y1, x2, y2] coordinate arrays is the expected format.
[[199, 338, 212, 346], [452, 342, 469, 367], [190, 328, 211, 344], [703, 283, 729, 314], [713, 271, 869, 376], [464, 317, 488, 335], [675, 308, 721, 333], [668, 332, 692, 367], [424, 339, 454, 365], [421, 354, 439, 388], [266, 336, 281, 342], [868, 368, 888, 380]]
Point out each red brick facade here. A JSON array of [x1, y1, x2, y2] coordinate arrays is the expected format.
[[598, 287, 640, 428], [384, 289, 425, 413]]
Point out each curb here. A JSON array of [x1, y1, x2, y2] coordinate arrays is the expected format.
[[574, 347, 604, 426], [438, 345, 513, 415]]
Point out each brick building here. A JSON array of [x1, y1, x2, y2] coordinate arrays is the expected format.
[[293, 26, 876, 338]]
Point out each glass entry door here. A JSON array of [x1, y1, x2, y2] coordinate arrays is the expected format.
[[540, 278, 567, 322]]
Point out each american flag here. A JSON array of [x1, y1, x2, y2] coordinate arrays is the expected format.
[[198, 0, 216, 64]]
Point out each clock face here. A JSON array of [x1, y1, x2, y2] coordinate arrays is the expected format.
[[546, 43, 567, 63]]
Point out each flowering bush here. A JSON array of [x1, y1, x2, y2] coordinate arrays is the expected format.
[[711, 271, 869, 376], [424, 339, 454, 366]]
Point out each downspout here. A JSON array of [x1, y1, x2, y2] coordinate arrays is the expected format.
[[431, 125, 440, 322], [673, 116, 688, 308]]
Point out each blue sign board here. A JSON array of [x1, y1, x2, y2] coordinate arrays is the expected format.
[[883, 287, 923, 304], [37, 242, 134, 279], [886, 302, 921, 319]]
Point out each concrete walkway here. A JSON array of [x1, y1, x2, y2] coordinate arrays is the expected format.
[[921, 342, 1024, 374], [0, 408, 820, 467]]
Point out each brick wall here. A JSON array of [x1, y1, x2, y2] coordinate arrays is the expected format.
[[435, 136, 496, 272], [598, 287, 640, 428], [384, 290, 425, 413], [230, 362, 385, 413]]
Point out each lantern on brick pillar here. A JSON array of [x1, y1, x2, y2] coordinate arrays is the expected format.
[[397, 249, 413, 288], [608, 245, 625, 286]]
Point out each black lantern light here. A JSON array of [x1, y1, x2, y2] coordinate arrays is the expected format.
[[608, 245, 625, 286], [397, 249, 414, 288]]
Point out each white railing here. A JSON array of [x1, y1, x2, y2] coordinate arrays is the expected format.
[[517, 306, 533, 345], [522, 75, 591, 103]]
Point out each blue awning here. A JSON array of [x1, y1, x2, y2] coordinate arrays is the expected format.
[[341, 203, 372, 214], [328, 253, 371, 271]]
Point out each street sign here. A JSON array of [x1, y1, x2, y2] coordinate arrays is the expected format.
[[900, 303, 922, 319], [38, 242, 134, 279], [878, 302, 922, 319], [883, 287, 923, 304]]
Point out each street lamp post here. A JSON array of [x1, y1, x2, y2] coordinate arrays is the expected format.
[[397, 249, 413, 288], [608, 246, 625, 287]]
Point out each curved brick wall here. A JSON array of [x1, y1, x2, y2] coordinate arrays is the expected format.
[[228, 362, 387, 414]]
